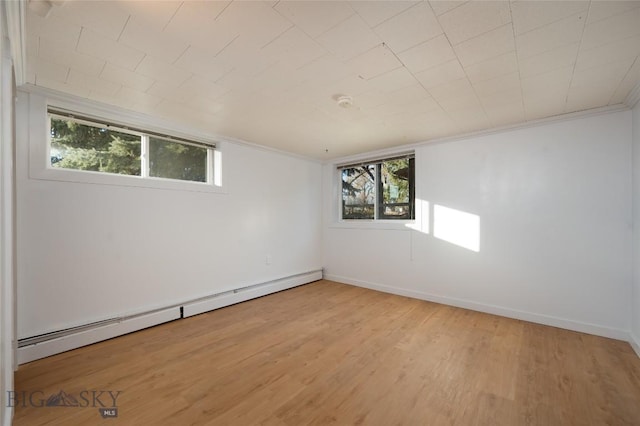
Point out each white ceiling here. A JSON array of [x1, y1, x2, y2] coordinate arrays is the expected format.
[[25, 0, 640, 159]]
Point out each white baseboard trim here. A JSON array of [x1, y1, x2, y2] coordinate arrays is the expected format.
[[18, 308, 181, 365], [183, 270, 323, 317], [325, 274, 629, 341], [630, 332, 640, 358], [18, 271, 323, 365]]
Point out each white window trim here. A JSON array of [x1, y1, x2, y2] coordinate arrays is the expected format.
[[28, 92, 227, 194], [328, 152, 421, 231]]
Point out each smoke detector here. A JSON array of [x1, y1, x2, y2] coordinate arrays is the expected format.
[[336, 95, 353, 109]]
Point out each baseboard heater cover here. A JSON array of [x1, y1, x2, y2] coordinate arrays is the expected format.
[[18, 270, 322, 364], [17, 308, 180, 365], [182, 270, 322, 317]]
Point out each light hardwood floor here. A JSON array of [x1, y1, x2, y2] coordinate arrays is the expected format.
[[13, 280, 640, 425]]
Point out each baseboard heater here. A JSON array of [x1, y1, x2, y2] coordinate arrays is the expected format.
[[17, 270, 323, 364]]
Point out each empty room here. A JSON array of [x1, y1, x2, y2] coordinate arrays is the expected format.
[[2, 0, 640, 424]]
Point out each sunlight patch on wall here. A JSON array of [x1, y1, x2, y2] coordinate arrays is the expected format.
[[433, 204, 480, 252]]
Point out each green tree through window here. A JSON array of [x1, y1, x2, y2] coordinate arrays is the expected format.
[[341, 156, 415, 220], [50, 118, 141, 176], [49, 115, 212, 184]]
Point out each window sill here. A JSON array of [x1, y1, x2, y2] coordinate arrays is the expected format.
[[328, 220, 417, 231], [30, 167, 227, 194]]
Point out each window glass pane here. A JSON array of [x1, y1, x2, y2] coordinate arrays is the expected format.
[[149, 137, 207, 182], [50, 117, 141, 176], [342, 165, 375, 219], [380, 158, 413, 219]]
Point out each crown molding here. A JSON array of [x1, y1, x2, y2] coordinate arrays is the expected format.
[[18, 84, 323, 164], [1, 0, 26, 85], [625, 80, 640, 109], [325, 104, 630, 165]]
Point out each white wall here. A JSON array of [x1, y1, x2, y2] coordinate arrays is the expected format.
[[324, 110, 633, 339], [0, 21, 16, 426], [16, 91, 323, 340], [632, 100, 640, 353]]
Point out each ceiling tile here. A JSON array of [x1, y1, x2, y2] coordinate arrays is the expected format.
[[429, 1, 466, 17], [67, 69, 121, 97], [565, 84, 617, 112], [472, 72, 521, 98], [152, 100, 209, 126], [520, 88, 566, 121], [480, 87, 525, 126], [135, 55, 192, 87], [385, 83, 432, 106], [354, 90, 390, 110], [486, 102, 526, 128], [214, 69, 262, 93], [50, 0, 130, 40], [216, 1, 293, 49], [173, 46, 233, 83], [463, 51, 519, 83], [448, 106, 491, 132], [515, 12, 586, 59], [34, 57, 69, 84], [216, 42, 277, 76], [428, 77, 479, 109], [373, 2, 442, 53], [38, 37, 105, 77], [261, 27, 327, 69], [316, 14, 382, 61], [252, 65, 309, 99], [292, 55, 353, 86], [454, 24, 515, 67], [576, 35, 640, 71], [119, 16, 189, 64], [581, 7, 640, 51], [438, 1, 511, 45], [415, 59, 466, 89], [347, 44, 403, 80], [180, 76, 230, 102], [100, 63, 155, 92], [478, 87, 523, 109], [610, 57, 640, 104], [183, 96, 224, 117], [26, 28, 39, 58], [330, 74, 376, 97], [518, 43, 579, 78], [521, 66, 573, 99], [274, 1, 355, 38], [349, 1, 419, 27], [365, 67, 419, 93], [22, 0, 640, 159], [26, 9, 81, 52], [570, 58, 634, 89], [397, 34, 456, 74], [77, 28, 145, 71], [36, 77, 91, 98], [587, 0, 640, 25], [26, 54, 37, 84], [163, 1, 238, 57], [511, 0, 589, 35], [112, 1, 182, 31]]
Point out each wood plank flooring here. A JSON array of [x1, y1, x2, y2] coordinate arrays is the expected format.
[[12, 280, 640, 425]]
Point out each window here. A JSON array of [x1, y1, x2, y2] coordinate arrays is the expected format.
[[48, 109, 216, 185], [339, 153, 415, 220]]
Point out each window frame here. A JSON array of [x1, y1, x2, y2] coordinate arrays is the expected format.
[[335, 152, 418, 229], [27, 93, 226, 194]]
